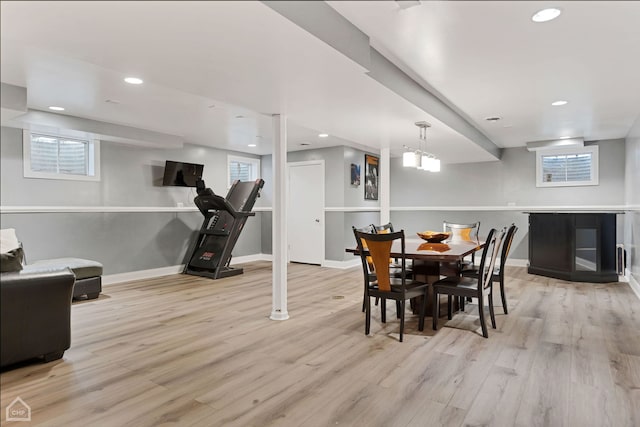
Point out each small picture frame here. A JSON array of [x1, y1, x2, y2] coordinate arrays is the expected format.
[[364, 154, 379, 200], [350, 163, 361, 186]]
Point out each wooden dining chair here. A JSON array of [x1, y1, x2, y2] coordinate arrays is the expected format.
[[462, 223, 518, 314], [353, 225, 377, 312], [371, 222, 412, 271], [443, 220, 481, 267], [353, 225, 403, 318], [439, 222, 482, 305], [432, 227, 504, 338], [354, 229, 429, 342]]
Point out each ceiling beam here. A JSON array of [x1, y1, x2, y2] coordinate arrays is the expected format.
[[262, 1, 371, 71], [1, 83, 28, 122], [263, 0, 502, 160], [367, 48, 502, 160], [7, 109, 184, 149]]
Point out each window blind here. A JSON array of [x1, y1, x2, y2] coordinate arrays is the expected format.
[[229, 160, 252, 182], [541, 153, 592, 183], [30, 134, 88, 175]]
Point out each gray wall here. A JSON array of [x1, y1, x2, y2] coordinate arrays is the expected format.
[[389, 140, 627, 261], [0, 126, 262, 274], [624, 122, 640, 285], [3, 122, 632, 273], [391, 141, 626, 207], [260, 146, 381, 261]]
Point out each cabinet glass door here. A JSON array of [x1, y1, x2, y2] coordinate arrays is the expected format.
[[575, 228, 598, 271]]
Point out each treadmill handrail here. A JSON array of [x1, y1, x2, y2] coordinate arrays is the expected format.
[[195, 194, 255, 218]]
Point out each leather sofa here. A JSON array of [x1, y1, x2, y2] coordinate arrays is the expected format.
[[1, 268, 75, 368]]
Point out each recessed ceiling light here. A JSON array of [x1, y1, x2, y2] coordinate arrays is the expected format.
[[248, 144, 257, 147], [532, 8, 561, 23], [48, 106, 65, 111], [559, 136, 572, 139], [551, 100, 568, 106], [318, 133, 329, 138], [124, 77, 143, 85]]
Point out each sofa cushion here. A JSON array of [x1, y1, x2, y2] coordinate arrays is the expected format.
[[0, 247, 24, 273], [0, 229, 23, 273], [28, 258, 103, 280], [0, 228, 21, 253]]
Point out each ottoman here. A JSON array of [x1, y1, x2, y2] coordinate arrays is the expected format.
[[25, 258, 103, 300]]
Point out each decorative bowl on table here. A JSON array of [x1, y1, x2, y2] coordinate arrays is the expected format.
[[416, 231, 451, 243]]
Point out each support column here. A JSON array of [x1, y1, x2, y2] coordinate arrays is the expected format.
[[271, 114, 289, 321], [380, 147, 391, 225]]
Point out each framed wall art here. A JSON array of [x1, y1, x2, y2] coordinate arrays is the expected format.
[[364, 154, 379, 200], [350, 163, 361, 186]]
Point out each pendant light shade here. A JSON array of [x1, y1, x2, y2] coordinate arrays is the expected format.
[[403, 151, 418, 167], [402, 121, 441, 172], [420, 154, 430, 170]]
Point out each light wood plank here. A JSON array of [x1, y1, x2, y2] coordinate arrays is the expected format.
[[2, 263, 640, 427]]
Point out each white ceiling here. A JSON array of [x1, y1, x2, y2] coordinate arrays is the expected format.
[[1, 1, 639, 164]]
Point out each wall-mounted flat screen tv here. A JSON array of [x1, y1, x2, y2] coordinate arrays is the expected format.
[[162, 160, 204, 187]]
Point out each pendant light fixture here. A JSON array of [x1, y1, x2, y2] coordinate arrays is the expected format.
[[402, 121, 440, 172]]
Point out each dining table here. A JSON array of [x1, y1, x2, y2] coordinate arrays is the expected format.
[[346, 238, 485, 316]]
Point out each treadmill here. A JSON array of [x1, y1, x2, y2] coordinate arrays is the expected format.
[[184, 178, 264, 279]]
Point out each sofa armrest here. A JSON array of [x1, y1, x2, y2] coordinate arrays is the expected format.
[[1, 268, 75, 367]]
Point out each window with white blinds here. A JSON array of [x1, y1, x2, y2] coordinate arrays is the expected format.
[[227, 155, 260, 187], [536, 145, 598, 187], [23, 130, 100, 181]]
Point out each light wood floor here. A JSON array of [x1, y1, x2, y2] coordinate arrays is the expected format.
[[2, 263, 639, 427]]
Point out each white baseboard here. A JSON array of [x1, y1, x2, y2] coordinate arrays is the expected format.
[[103, 254, 273, 285], [323, 258, 361, 269], [505, 258, 529, 268], [103, 265, 185, 285], [233, 253, 272, 263], [627, 270, 640, 301]]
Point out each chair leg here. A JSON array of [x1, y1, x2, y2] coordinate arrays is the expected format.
[[365, 295, 371, 336], [362, 293, 366, 312], [399, 299, 405, 342], [375, 296, 380, 306], [396, 300, 401, 319], [478, 297, 488, 338], [447, 295, 453, 320], [381, 298, 386, 323], [418, 291, 427, 331], [460, 296, 465, 311], [432, 293, 439, 330], [489, 291, 496, 329], [500, 278, 508, 314]]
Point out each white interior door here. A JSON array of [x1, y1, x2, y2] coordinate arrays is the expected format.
[[287, 161, 324, 265]]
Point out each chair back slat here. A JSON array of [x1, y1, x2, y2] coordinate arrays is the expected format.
[[353, 225, 375, 272], [443, 221, 480, 243], [365, 239, 393, 291], [482, 228, 505, 291], [355, 230, 405, 292], [372, 222, 394, 233], [500, 224, 518, 270]]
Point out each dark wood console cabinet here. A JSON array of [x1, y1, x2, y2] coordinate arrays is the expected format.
[[528, 212, 618, 283]]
